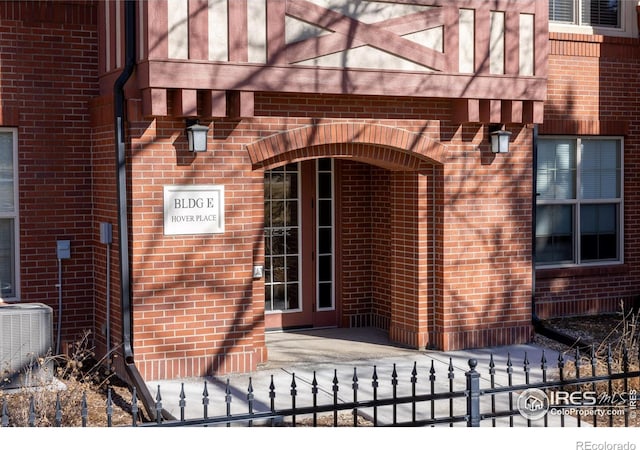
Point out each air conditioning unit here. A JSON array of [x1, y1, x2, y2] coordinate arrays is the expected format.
[[0, 303, 54, 389]]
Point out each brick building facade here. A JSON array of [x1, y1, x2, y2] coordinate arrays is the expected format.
[[536, 29, 640, 319], [1, 1, 638, 386]]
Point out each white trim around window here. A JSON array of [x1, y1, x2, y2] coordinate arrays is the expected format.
[[315, 158, 335, 312], [535, 136, 624, 269], [0, 128, 20, 301], [264, 163, 303, 314]]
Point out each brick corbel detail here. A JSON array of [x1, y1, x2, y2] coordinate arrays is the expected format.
[[140, 88, 242, 119], [453, 99, 543, 124]]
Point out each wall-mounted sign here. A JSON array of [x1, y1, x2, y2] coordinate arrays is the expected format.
[[163, 185, 225, 235]]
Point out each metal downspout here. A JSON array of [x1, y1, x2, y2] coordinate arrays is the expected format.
[[531, 124, 540, 330], [114, 0, 172, 422]]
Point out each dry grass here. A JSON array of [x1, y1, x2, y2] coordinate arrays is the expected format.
[[3, 309, 639, 427], [0, 331, 134, 427], [276, 412, 374, 427], [543, 302, 639, 371], [538, 302, 640, 427]]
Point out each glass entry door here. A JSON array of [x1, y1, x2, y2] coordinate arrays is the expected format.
[[264, 159, 336, 330], [264, 163, 302, 319]]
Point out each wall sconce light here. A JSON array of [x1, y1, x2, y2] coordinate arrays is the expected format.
[[186, 119, 209, 152], [489, 125, 512, 154]]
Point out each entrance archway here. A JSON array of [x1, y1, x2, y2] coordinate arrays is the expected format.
[[247, 122, 446, 170], [248, 123, 445, 350]]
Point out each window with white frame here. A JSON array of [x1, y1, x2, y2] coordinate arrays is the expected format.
[[549, 0, 620, 28], [535, 137, 622, 266], [0, 129, 18, 299]]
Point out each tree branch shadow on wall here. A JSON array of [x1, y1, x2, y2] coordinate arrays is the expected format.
[[124, 1, 544, 377]]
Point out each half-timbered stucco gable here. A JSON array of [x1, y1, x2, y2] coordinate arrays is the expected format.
[[99, 0, 547, 125]]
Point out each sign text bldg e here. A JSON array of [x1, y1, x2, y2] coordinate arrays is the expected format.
[[163, 185, 225, 235]]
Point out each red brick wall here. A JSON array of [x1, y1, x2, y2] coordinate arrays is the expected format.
[[438, 125, 534, 349], [389, 171, 432, 348], [2, 4, 536, 379], [0, 1, 98, 348], [89, 96, 121, 365], [122, 116, 266, 379], [370, 167, 392, 330], [104, 90, 534, 379], [10, 1, 640, 383], [535, 34, 640, 319], [86, 89, 530, 379], [340, 160, 375, 327]]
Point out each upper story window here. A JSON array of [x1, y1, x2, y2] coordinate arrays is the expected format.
[[550, 0, 620, 28], [535, 137, 623, 267], [548, 0, 638, 37], [0, 129, 19, 300]]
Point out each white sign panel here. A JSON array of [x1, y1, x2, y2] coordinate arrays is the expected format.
[[163, 185, 225, 235]]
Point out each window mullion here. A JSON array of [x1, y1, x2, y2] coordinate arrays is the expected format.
[[578, 0, 584, 26], [575, 202, 581, 264], [576, 137, 581, 263]]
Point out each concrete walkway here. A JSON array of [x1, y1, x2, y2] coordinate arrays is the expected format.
[[147, 328, 576, 427]]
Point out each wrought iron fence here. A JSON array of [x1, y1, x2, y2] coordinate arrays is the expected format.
[[1, 345, 638, 427]]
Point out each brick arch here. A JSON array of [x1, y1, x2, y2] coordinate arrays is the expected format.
[[246, 122, 446, 170]]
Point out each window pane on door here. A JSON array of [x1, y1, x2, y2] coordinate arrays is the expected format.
[[316, 159, 334, 311], [271, 231, 284, 256], [318, 283, 332, 309], [318, 228, 332, 254], [285, 228, 298, 258], [272, 284, 286, 311], [318, 255, 332, 282], [286, 283, 299, 310], [265, 164, 300, 312], [318, 172, 332, 199], [286, 255, 298, 282], [272, 256, 285, 282], [318, 200, 332, 227]]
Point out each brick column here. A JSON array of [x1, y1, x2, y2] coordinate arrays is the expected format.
[[388, 171, 432, 349]]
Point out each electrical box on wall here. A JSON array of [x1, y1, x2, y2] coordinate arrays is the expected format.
[[100, 222, 112, 245], [56, 240, 71, 260]]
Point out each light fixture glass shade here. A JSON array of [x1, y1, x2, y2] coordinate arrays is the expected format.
[[186, 123, 209, 152], [490, 129, 512, 153]]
